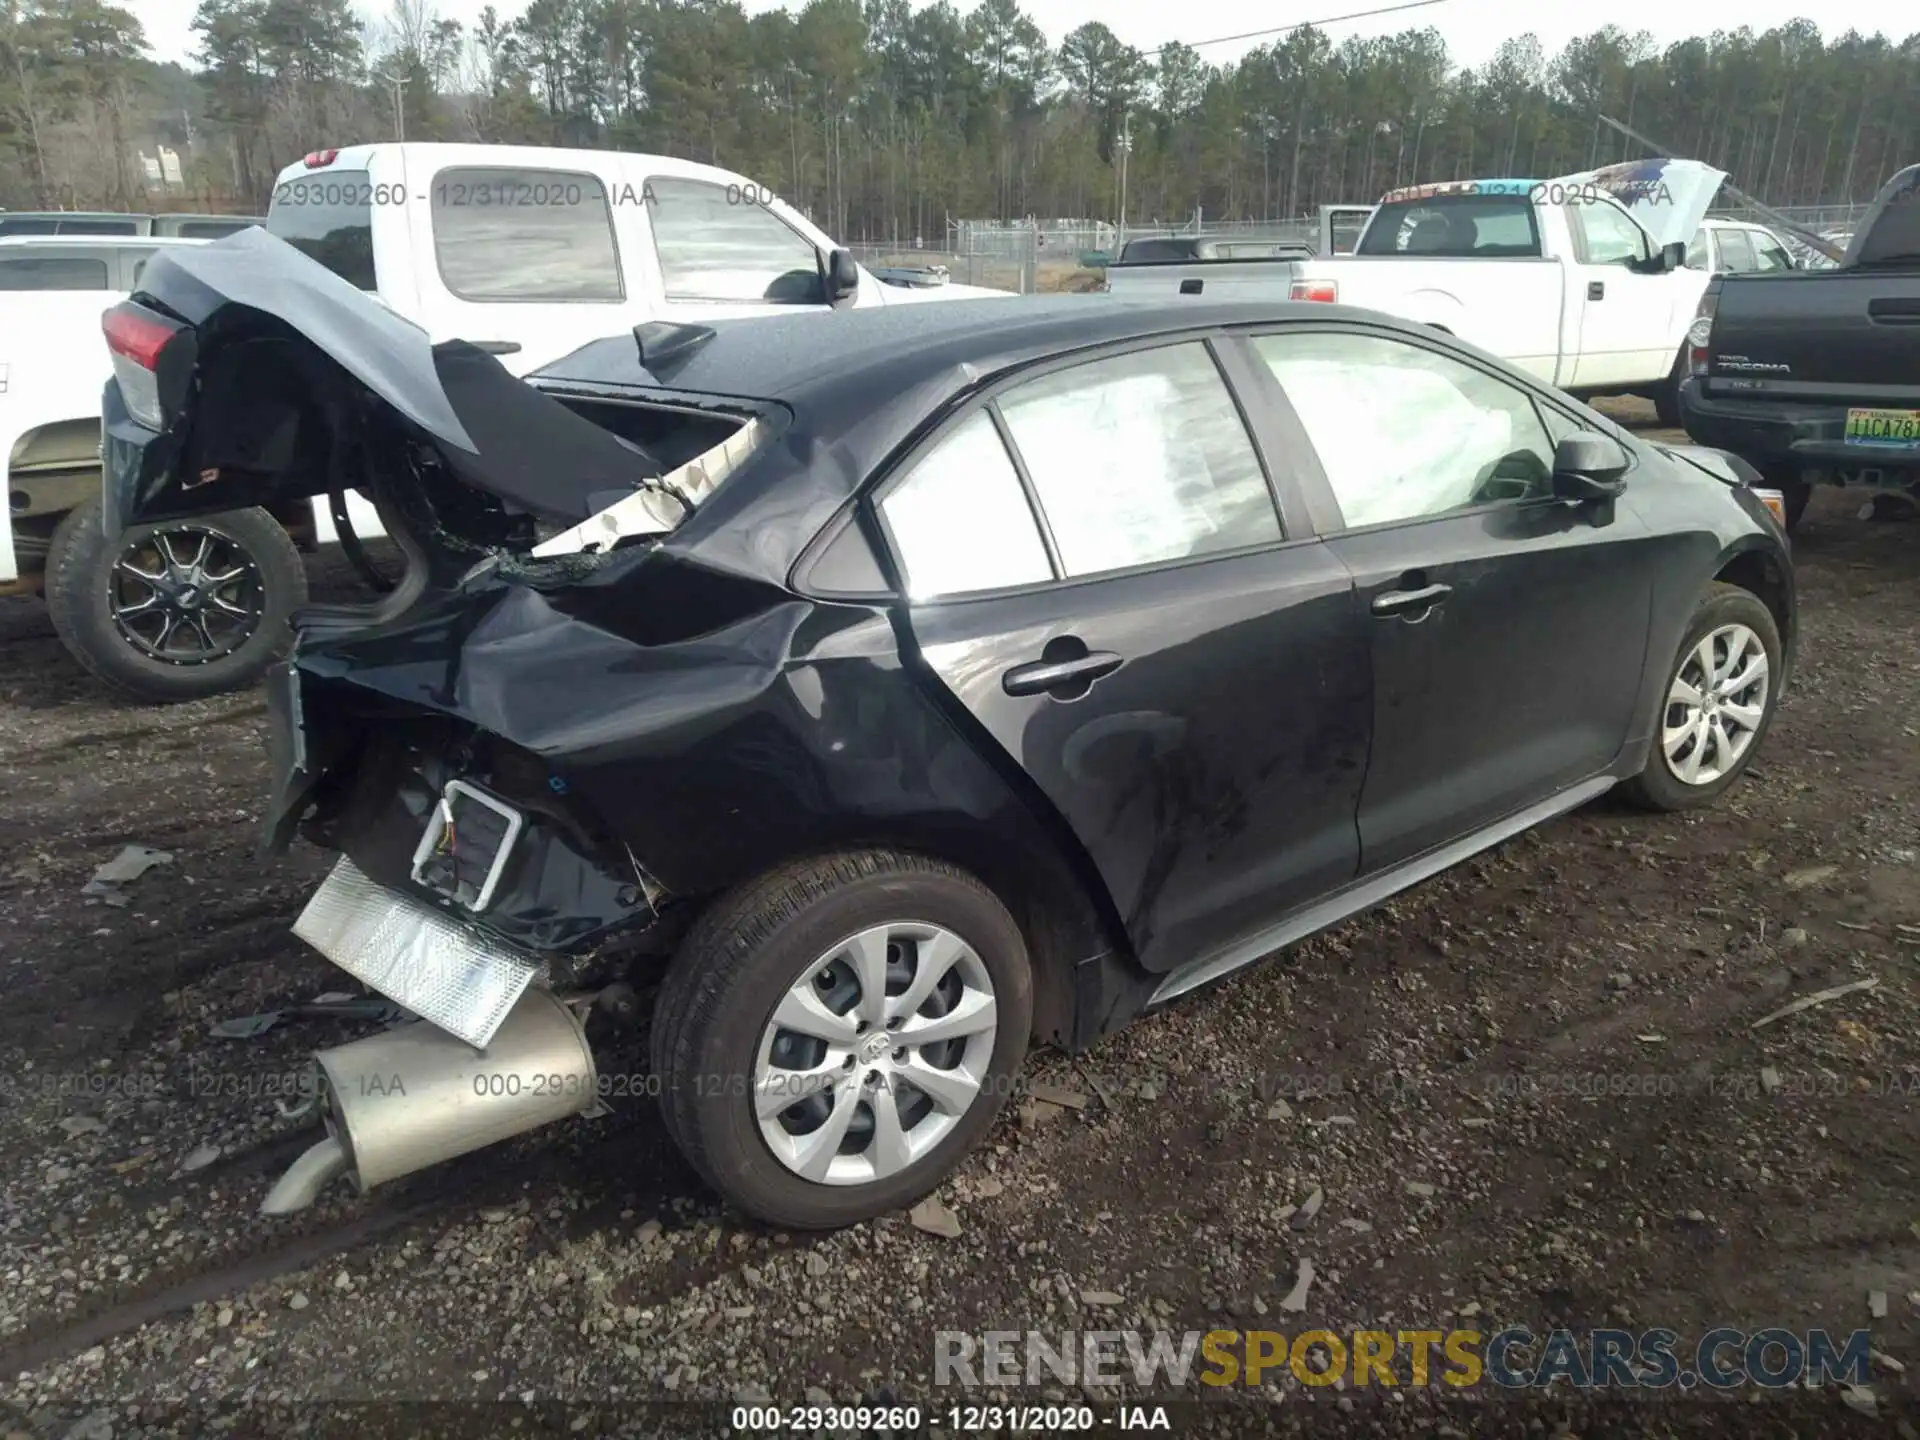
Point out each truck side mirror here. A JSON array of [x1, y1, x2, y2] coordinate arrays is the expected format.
[[823, 248, 860, 305], [1658, 240, 1686, 272]]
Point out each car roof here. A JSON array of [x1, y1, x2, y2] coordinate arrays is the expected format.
[[540, 295, 1404, 406], [273, 142, 783, 196], [0, 235, 209, 249], [536, 296, 1470, 582]]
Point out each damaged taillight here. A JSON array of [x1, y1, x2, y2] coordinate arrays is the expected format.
[[1688, 282, 1719, 379], [102, 301, 186, 431]]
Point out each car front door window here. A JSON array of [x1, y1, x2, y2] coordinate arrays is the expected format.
[[645, 178, 825, 305], [1572, 202, 1649, 266], [1251, 331, 1558, 528]]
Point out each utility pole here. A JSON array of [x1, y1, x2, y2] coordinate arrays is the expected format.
[[1115, 111, 1131, 253], [391, 76, 406, 141]]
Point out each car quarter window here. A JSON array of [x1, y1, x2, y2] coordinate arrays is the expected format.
[[645, 178, 825, 304], [1570, 201, 1648, 266], [1254, 331, 1559, 528], [1686, 228, 1709, 269], [996, 342, 1280, 577], [877, 410, 1052, 600], [430, 166, 623, 301]]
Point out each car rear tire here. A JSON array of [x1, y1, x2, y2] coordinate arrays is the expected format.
[[45, 496, 307, 703], [651, 849, 1032, 1229], [1619, 582, 1782, 812]]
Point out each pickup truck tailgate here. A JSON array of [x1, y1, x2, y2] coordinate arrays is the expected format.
[[1103, 259, 1304, 301], [1709, 271, 1920, 399]]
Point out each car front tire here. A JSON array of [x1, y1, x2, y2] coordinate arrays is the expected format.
[[1619, 581, 1782, 812], [45, 497, 307, 703], [651, 850, 1032, 1229]]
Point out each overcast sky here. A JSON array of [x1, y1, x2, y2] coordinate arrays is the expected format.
[[133, 0, 1914, 75]]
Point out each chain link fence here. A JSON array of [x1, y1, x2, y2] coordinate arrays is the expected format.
[[859, 196, 1878, 293]]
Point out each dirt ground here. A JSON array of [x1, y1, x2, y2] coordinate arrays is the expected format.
[[2, 406, 1918, 1437]]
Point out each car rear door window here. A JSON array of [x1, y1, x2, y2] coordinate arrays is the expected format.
[[0, 256, 109, 289], [430, 166, 623, 301], [878, 410, 1052, 600], [997, 343, 1280, 578], [1254, 331, 1558, 528]]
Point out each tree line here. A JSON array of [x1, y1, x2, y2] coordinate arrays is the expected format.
[[2, 0, 1916, 237]]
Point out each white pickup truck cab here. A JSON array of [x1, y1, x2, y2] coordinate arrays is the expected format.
[[3, 142, 1002, 701], [1110, 162, 1726, 425]]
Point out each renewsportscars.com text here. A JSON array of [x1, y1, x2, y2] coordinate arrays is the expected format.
[[934, 1326, 1871, 1391]]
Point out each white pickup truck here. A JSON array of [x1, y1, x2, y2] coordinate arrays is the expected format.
[[2, 142, 1003, 701], [1107, 161, 1727, 425]]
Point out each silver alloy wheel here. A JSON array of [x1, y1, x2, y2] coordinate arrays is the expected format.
[[108, 526, 265, 665], [1662, 622, 1769, 786], [753, 922, 998, 1186]]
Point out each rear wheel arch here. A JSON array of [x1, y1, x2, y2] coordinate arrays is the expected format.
[[841, 821, 1136, 1049], [670, 818, 1139, 1052]]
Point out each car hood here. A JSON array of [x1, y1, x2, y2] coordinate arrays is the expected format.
[[1655, 441, 1762, 488], [1544, 158, 1727, 250]]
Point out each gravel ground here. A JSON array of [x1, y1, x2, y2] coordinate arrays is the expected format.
[[2, 411, 1917, 1438]]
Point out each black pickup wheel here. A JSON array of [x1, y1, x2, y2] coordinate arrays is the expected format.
[[45, 495, 307, 703]]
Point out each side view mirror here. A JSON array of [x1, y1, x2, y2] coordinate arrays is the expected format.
[[823, 248, 860, 305], [1552, 431, 1630, 502], [1632, 240, 1687, 274]]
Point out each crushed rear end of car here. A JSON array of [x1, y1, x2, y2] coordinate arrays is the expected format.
[[102, 229, 816, 1211]]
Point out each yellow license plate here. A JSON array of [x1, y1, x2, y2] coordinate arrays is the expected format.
[[1844, 408, 1920, 448]]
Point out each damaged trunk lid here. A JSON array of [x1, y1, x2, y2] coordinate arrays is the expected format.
[[101, 227, 771, 568]]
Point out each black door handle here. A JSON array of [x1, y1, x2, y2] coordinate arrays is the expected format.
[[1179, 278, 1204, 295], [1587, 281, 1605, 300], [1371, 582, 1452, 619], [1003, 651, 1123, 697]]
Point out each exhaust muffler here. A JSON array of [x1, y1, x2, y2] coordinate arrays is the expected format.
[[261, 988, 598, 1215]]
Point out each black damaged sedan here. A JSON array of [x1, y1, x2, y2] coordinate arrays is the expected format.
[[101, 229, 1796, 1228]]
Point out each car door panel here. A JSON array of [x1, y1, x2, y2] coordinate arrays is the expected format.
[[1327, 501, 1654, 870], [906, 549, 1368, 975], [876, 336, 1368, 977], [1248, 325, 1656, 874], [1566, 200, 1675, 388]]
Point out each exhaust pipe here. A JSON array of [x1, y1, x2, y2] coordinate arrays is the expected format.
[[261, 988, 598, 1215]]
